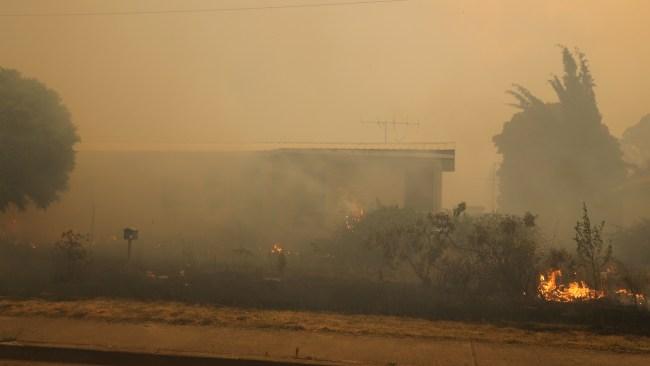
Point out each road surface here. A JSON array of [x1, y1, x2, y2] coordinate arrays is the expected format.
[[1, 316, 649, 365]]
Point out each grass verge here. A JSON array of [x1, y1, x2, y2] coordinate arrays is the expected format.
[[1, 298, 650, 353]]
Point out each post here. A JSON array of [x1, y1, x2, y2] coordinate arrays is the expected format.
[[123, 227, 139, 263]]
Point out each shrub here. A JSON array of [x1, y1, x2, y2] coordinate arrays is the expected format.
[[574, 204, 612, 290], [54, 230, 89, 281]]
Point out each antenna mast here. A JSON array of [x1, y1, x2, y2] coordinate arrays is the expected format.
[[361, 118, 419, 143]]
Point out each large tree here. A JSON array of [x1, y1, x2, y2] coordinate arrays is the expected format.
[[0, 68, 79, 210], [493, 47, 626, 224]]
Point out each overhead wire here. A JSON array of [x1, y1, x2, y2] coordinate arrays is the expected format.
[[0, 0, 409, 17]]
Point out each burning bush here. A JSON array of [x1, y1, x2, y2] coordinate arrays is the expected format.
[[535, 206, 649, 306], [538, 269, 604, 302]]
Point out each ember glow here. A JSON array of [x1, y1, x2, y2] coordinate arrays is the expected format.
[[538, 269, 604, 302], [344, 208, 365, 231], [616, 288, 647, 305], [271, 243, 284, 254]]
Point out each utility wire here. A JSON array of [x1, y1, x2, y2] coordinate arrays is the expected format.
[[0, 0, 409, 17]]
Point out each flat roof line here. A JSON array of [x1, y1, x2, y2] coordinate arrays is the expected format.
[[76, 142, 456, 153]]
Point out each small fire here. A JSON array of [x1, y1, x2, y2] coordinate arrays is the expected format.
[[538, 269, 604, 302], [271, 243, 284, 254], [615, 288, 647, 305], [344, 208, 365, 231], [145, 270, 169, 280]]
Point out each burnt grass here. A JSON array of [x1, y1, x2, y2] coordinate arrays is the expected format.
[[2, 268, 650, 336], [1, 242, 649, 336]]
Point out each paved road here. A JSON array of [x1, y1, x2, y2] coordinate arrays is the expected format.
[[0, 362, 96, 366], [1, 316, 649, 366]]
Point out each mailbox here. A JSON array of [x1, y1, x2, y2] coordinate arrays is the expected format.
[[123, 227, 139, 261], [123, 228, 138, 241]]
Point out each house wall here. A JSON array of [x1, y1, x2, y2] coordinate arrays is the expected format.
[[1, 149, 452, 248]]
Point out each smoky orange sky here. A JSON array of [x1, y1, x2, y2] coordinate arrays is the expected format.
[[2, 0, 649, 209]]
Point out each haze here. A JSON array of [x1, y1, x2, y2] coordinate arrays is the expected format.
[[2, 0, 650, 208]]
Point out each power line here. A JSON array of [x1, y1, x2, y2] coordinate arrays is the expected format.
[[0, 0, 409, 17]]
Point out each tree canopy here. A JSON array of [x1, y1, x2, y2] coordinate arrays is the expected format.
[[493, 47, 626, 223], [0, 68, 79, 210]]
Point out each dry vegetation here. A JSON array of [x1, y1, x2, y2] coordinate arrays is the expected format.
[[1, 298, 650, 354]]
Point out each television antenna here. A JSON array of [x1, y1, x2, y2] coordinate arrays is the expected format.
[[361, 118, 419, 143]]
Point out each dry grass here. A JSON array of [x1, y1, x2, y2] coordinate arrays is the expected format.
[[1, 298, 649, 353]]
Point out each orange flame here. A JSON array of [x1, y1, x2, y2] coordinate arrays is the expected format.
[[538, 269, 604, 302]]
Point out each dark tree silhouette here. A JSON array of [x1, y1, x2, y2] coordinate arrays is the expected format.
[[0, 68, 79, 210], [622, 114, 650, 174], [493, 47, 626, 223]]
